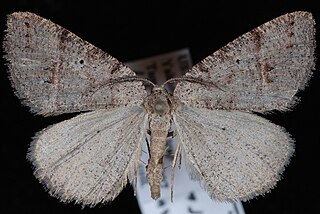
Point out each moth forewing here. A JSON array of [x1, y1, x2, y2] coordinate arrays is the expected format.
[[3, 12, 147, 116], [174, 11, 315, 113]]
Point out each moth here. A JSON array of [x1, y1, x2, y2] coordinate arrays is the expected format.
[[3, 11, 315, 207]]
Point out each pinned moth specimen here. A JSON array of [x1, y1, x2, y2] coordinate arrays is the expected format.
[[3, 11, 315, 206]]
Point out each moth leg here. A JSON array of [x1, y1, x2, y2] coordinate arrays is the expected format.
[[133, 143, 142, 196], [145, 131, 151, 173], [161, 146, 172, 170], [141, 132, 150, 155], [170, 143, 181, 202], [167, 131, 176, 138], [144, 129, 151, 156], [139, 159, 147, 165], [140, 136, 149, 165], [178, 150, 182, 169], [163, 146, 170, 156], [167, 118, 176, 138]]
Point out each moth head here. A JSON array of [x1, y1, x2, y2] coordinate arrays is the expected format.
[[151, 86, 167, 95], [154, 99, 169, 115], [144, 86, 171, 115]]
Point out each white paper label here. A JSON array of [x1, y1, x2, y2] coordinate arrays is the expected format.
[[125, 48, 192, 85]]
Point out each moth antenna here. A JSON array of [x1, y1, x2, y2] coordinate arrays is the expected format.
[[88, 76, 156, 97], [162, 77, 225, 92], [108, 76, 156, 87]]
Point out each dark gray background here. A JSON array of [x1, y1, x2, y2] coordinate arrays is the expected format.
[[1, 0, 319, 213]]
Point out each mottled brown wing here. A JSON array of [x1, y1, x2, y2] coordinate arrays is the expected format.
[[3, 12, 147, 115], [174, 11, 315, 113]]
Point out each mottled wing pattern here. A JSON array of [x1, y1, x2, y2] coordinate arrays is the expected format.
[[174, 106, 294, 201], [3, 12, 146, 115], [28, 106, 148, 206], [174, 11, 315, 112]]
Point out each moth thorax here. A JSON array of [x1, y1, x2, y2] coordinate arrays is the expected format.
[[154, 99, 169, 115]]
